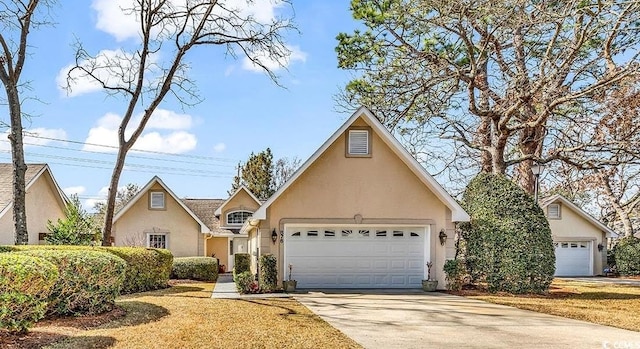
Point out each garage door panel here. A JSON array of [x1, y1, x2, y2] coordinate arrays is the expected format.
[[555, 241, 591, 276], [286, 226, 426, 288]]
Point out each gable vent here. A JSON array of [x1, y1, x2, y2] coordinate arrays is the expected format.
[[348, 129, 370, 155], [547, 203, 561, 219]]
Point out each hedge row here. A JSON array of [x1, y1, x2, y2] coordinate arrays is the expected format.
[[259, 254, 277, 292], [171, 257, 218, 281], [1, 245, 173, 294]]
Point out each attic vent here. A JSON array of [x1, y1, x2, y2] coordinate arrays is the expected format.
[[348, 129, 370, 156], [547, 203, 561, 219]]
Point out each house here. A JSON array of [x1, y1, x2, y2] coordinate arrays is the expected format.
[[540, 194, 615, 276], [241, 106, 470, 288], [0, 163, 68, 245]]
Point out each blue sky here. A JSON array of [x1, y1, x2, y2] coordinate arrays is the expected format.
[[1, 1, 360, 208]]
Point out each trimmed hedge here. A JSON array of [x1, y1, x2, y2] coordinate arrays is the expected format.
[[0, 254, 58, 333], [171, 257, 218, 281], [443, 259, 465, 291], [460, 173, 555, 293], [1, 245, 173, 294], [14, 250, 125, 316], [234, 271, 258, 294], [614, 237, 640, 275], [259, 254, 278, 291], [234, 253, 251, 274]]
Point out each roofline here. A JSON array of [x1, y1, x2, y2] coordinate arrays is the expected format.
[[253, 106, 470, 222], [113, 176, 210, 233], [541, 194, 616, 237], [213, 185, 262, 216], [0, 164, 69, 220]]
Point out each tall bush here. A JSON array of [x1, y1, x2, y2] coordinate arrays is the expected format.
[[614, 237, 640, 275], [234, 253, 251, 274], [14, 250, 125, 315], [171, 257, 218, 281], [259, 254, 278, 291], [460, 173, 555, 293], [0, 254, 58, 333]]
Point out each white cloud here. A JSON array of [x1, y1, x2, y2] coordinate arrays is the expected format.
[[83, 110, 197, 154], [63, 186, 86, 196], [98, 186, 110, 197], [92, 0, 141, 42], [242, 45, 307, 73], [84, 198, 106, 212], [213, 142, 226, 153]]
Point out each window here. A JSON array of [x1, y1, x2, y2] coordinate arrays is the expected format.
[[393, 230, 404, 237], [307, 230, 318, 237], [547, 203, 561, 219], [226, 210, 252, 225], [150, 192, 165, 209], [147, 234, 167, 249], [324, 230, 335, 237], [347, 128, 370, 156], [376, 230, 387, 237]]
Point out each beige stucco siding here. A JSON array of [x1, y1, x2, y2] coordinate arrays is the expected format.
[[220, 189, 260, 227], [113, 183, 202, 257], [0, 171, 65, 245], [207, 237, 228, 268], [547, 201, 607, 275], [260, 116, 454, 286]]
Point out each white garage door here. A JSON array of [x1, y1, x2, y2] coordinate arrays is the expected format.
[[554, 241, 592, 276], [284, 226, 427, 288]]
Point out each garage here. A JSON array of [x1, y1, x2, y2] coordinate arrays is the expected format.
[[284, 225, 428, 288], [554, 241, 592, 276]]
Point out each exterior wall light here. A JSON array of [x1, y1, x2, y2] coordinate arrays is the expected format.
[[271, 229, 277, 244], [439, 229, 447, 246], [597, 243, 604, 252]]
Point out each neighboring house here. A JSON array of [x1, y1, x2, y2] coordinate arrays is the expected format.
[[112, 176, 210, 257], [541, 194, 615, 276], [241, 106, 470, 289], [0, 163, 68, 245]]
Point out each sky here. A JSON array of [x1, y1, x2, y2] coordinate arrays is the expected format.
[[0, 1, 361, 209]]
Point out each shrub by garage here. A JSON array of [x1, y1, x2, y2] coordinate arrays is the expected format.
[[171, 257, 218, 281], [14, 249, 125, 316], [614, 237, 640, 275], [0, 254, 58, 333], [259, 254, 278, 291]]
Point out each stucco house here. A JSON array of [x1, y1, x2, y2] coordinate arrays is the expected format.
[[0, 163, 68, 245], [540, 194, 615, 276], [241, 106, 470, 288]]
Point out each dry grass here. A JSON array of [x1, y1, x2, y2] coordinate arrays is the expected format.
[[460, 279, 640, 332], [1, 282, 361, 349]]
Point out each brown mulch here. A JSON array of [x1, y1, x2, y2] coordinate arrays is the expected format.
[[0, 307, 126, 349]]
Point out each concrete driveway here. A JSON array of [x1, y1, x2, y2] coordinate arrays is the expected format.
[[559, 276, 640, 286], [295, 290, 640, 349]]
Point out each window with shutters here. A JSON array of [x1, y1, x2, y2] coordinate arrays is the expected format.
[[547, 203, 561, 219], [149, 191, 165, 209], [346, 128, 371, 157]]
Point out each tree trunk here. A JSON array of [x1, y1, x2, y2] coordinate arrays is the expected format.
[[5, 84, 28, 245], [517, 125, 545, 194], [102, 148, 128, 246]]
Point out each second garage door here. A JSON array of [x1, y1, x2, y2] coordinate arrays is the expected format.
[[554, 241, 592, 276], [284, 225, 428, 288]]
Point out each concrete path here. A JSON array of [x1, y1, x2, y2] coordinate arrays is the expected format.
[[295, 290, 640, 349], [211, 274, 291, 299], [560, 276, 640, 286]]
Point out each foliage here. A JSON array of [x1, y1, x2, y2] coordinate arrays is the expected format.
[[274, 156, 302, 189], [234, 253, 251, 275], [259, 254, 278, 291], [104, 247, 173, 294], [614, 237, 640, 275], [171, 257, 218, 281], [443, 259, 465, 291], [230, 148, 275, 200], [233, 271, 258, 294], [336, 0, 640, 194], [93, 183, 140, 226], [459, 173, 555, 293], [14, 249, 126, 315], [46, 194, 101, 245], [0, 254, 58, 333]]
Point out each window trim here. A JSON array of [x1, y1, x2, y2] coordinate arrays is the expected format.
[[547, 203, 561, 219], [345, 126, 372, 157], [149, 191, 166, 210], [225, 210, 253, 226], [147, 232, 168, 249]]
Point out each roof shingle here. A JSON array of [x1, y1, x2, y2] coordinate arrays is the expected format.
[[0, 163, 46, 211]]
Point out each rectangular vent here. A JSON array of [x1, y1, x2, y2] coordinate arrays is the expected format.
[[348, 130, 369, 155]]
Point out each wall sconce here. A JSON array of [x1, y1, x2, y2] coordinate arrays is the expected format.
[[597, 243, 604, 252], [438, 229, 447, 246], [271, 229, 277, 244]]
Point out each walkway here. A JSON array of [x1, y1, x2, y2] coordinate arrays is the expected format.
[[211, 274, 291, 299]]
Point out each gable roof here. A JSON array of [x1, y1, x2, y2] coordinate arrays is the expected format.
[[182, 198, 232, 234], [540, 194, 616, 237], [113, 176, 210, 234], [0, 163, 68, 219], [253, 106, 470, 222], [213, 185, 262, 216]]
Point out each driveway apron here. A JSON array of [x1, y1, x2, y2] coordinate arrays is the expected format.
[[295, 290, 640, 349]]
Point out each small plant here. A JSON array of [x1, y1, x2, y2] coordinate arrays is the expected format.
[[283, 264, 297, 292], [233, 271, 256, 294], [288, 264, 294, 281], [426, 262, 434, 280], [443, 259, 465, 291]]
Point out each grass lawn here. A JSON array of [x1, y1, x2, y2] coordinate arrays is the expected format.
[[459, 279, 640, 332], [1, 282, 361, 349]]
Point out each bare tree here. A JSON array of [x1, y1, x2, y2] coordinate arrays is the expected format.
[[274, 156, 301, 189], [0, 0, 54, 244], [63, 0, 295, 245], [336, 0, 640, 193]]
